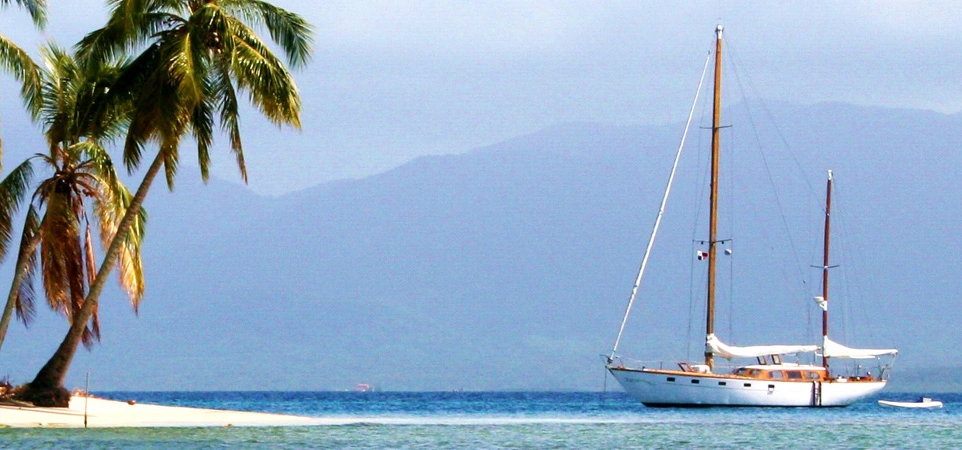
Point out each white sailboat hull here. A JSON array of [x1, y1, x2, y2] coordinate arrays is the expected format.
[[609, 367, 885, 407]]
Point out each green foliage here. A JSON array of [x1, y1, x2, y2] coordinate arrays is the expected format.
[[13, 0, 312, 402], [78, 0, 314, 186], [0, 45, 145, 348]]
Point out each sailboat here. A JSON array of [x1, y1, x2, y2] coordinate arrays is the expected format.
[[604, 25, 897, 407]]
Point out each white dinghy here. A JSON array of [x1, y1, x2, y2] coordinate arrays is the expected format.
[[878, 398, 943, 409]]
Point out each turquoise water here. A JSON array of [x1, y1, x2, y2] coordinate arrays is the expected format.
[[2, 391, 960, 449]]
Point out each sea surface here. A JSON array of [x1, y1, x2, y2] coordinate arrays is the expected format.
[[2, 391, 960, 449]]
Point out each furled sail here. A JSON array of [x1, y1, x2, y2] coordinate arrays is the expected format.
[[706, 334, 819, 360], [822, 337, 898, 359]]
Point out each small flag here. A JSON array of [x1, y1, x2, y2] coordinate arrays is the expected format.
[[696, 250, 708, 261], [814, 296, 828, 311]]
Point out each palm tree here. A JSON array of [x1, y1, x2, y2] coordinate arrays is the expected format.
[[22, 0, 312, 406], [0, 0, 47, 354], [6, 45, 145, 407]]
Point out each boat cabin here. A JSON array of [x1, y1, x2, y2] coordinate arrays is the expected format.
[[731, 365, 827, 382], [728, 362, 877, 383]]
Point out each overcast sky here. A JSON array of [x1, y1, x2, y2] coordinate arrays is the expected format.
[[0, 1, 960, 195]]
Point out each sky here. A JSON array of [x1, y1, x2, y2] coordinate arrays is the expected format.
[[1, 1, 961, 195]]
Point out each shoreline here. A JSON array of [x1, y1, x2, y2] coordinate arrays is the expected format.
[[0, 395, 325, 428]]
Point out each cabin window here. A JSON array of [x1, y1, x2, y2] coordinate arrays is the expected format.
[[718, 382, 727, 386], [691, 379, 700, 384], [743, 383, 752, 387], [804, 371, 820, 380], [667, 377, 675, 382], [786, 371, 803, 380], [733, 368, 748, 376], [768, 371, 783, 380], [771, 355, 782, 364]]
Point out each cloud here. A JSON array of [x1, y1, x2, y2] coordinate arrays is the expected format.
[[315, 1, 593, 56], [3, 0, 962, 195], [854, 0, 962, 39]]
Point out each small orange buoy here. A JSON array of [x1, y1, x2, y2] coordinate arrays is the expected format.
[[127, 400, 136, 405]]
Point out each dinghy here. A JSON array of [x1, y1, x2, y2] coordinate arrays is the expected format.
[[878, 398, 943, 409]]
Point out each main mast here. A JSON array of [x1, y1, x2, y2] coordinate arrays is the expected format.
[[705, 24, 724, 370], [821, 170, 834, 370]]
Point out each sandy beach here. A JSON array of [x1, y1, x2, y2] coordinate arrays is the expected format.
[[0, 395, 325, 428]]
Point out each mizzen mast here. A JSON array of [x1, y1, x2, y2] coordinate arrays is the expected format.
[[705, 24, 724, 370], [821, 170, 834, 370]]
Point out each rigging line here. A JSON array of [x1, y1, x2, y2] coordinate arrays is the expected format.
[[829, 179, 849, 344], [686, 56, 716, 359], [603, 365, 608, 393], [686, 240, 698, 362], [832, 181, 871, 344], [609, 49, 713, 359], [726, 40, 809, 303], [724, 94, 735, 342], [725, 38, 818, 201], [687, 75, 713, 361]]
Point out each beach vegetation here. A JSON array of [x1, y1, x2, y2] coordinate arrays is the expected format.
[[18, 0, 312, 407], [1, 45, 145, 407]]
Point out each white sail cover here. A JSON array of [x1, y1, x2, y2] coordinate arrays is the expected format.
[[706, 334, 819, 360], [822, 337, 898, 359]]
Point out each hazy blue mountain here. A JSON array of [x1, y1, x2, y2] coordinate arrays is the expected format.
[[2, 102, 959, 392]]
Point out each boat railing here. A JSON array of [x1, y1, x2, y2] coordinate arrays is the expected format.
[[602, 355, 888, 378], [603, 355, 744, 374], [829, 359, 896, 381], [602, 355, 669, 370]]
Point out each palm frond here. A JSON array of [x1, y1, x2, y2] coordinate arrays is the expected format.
[[226, 19, 301, 128], [191, 85, 215, 182], [80, 220, 103, 346], [164, 25, 205, 109], [38, 193, 81, 313], [115, 215, 145, 312], [223, 0, 312, 68], [211, 65, 245, 181], [76, 0, 173, 64], [82, 302, 100, 348], [120, 44, 192, 176], [2, 0, 47, 27], [93, 165, 146, 307], [0, 158, 35, 262], [119, 48, 169, 171], [39, 46, 74, 152], [13, 206, 41, 325], [162, 141, 180, 189], [0, 35, 43, 121], [83, 223, 96, 288]]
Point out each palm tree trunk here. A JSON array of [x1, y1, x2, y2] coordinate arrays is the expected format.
[[19, 151, 165, 407], [0, 231, 40, 356]]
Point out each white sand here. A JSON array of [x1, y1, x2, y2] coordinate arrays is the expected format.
[[0, 395, 327, 428]]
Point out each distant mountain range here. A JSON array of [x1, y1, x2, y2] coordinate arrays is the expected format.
[[2, 101, 960, 393]]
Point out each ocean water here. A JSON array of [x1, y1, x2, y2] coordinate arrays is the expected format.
[[2, 391, 960, 449]]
